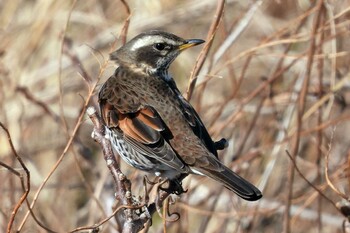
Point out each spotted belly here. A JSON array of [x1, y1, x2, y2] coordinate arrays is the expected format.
[[105, 127, 181, 178]]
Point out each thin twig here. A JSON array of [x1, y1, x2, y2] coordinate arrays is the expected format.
[[57, 0, 78, 137], [119, 0, 131, 45], [315, 10, 325, 232], [284, 2, 325, 233], [324, 128, 348, 200], [285, 150, 338, 210], [0, 122, 30, 233], [15, 86, 60, 122], [185, 0, 225, 100]]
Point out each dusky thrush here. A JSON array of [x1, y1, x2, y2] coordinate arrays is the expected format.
[[98, 30, 262, 201]]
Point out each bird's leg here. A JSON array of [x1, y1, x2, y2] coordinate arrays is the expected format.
[[214, 138, 228, 150]]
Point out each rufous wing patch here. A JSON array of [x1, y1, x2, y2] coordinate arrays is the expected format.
[[116, 106, 165, 145], [138, 107, 165, 131]]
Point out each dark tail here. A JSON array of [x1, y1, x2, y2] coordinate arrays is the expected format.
[[200, 165, 262, 201]]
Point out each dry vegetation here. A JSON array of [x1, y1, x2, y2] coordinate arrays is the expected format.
[[1, 0, 350, 232]]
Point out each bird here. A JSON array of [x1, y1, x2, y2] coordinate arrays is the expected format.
[[98, 30, 262, 201]]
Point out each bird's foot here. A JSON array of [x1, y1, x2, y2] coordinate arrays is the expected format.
[[159, 179, 187, 195]]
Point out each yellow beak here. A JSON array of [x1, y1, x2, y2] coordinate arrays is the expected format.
[[179, 39, 205, 51]]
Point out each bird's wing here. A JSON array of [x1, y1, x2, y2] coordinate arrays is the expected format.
[[166, 79, 218, 157], [99, 80, 188, 173]]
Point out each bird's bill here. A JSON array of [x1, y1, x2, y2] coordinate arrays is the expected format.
[[179, 39, 205, 51]]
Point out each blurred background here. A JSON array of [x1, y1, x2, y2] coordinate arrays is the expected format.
[[1, 0, 350, 232]]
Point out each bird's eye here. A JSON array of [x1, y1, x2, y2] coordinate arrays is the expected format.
[[154, 43, 166, 51]]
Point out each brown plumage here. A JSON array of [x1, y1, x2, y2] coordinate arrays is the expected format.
[[98, 30, 262, 201]]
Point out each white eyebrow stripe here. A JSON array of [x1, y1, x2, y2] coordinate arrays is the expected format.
[[130, 36, 178, 51]]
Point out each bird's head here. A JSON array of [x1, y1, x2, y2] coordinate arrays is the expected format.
[[110, 30, 205, 74]]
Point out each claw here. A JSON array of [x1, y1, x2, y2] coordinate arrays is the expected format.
[[160, 179, 187, 195]]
